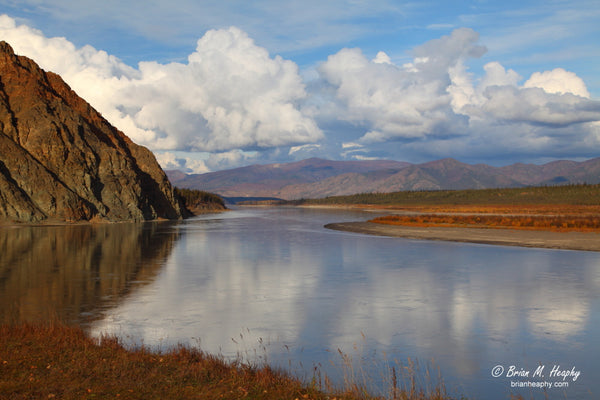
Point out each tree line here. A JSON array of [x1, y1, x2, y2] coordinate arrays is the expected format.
[[174, 187, 225, 208], [293, 184, 600, 206]]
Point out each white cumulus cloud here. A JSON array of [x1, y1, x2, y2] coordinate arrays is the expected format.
[[319, 28, 484, 143], [2, 14, 599, 168], [372, 51, 392, 64], [0, 15, 322, 157], [524, 68, 590, 98], [317, 27, 600, 161]]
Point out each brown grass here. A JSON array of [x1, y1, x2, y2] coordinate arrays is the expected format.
[[0, 323, 343, 399], [369, 204, 600, 232], [0, 323, 464, 400], [366, 204, 600, 216]]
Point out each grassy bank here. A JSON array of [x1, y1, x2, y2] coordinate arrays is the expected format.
[[292, 184, 600, 206], [370, 213, 600, 232], [289, 184, 600, 233], [0, 323, 460, 400]]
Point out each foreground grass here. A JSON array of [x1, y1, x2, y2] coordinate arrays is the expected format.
[[0, 323, 460, 400]]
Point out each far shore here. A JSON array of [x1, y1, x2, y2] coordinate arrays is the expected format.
[[325, 221, 600, 252]]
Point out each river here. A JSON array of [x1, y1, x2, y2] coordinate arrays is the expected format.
[[1, 207, 598, 399]]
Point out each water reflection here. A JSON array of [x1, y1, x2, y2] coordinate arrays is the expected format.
[[88, 208, 600, 399], [0, 222, 179, 325], [2, 208, 598, 399]]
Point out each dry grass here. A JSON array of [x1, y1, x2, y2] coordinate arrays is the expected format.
[[365, 204, 600, 216], [369, 204, 600, 232], [0, 323, 465, 400], [371, 213, 600, 232], [0, 323, 347, 399]]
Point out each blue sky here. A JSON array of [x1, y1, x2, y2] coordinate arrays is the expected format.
[[1, 0, 599, 172]]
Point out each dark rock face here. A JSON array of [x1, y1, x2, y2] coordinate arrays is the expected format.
[[0, 41, 187, 223]]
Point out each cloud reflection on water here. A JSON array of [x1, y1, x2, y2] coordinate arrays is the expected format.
[[88, 209, 600, 391]]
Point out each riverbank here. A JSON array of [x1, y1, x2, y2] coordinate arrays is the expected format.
[[292, 184, 600, 251], [325, 221, 600, 252], [0, 323, 457, 400]]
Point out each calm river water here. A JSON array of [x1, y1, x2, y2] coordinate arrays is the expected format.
[[1, 207, 599, 399]]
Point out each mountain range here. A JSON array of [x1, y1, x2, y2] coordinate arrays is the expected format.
[[168, 157, 600, 200]]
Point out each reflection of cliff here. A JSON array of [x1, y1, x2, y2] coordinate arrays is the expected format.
[[0, 222, 179, 324], [91, 209, 600, 378]]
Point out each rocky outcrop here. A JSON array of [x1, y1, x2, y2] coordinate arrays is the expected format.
[[0, 41, 188, 223]]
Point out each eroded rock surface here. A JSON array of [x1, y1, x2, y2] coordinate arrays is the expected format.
[[0, 41, 187, 222]]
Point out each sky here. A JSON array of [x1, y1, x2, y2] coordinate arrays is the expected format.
[[1, 0, 599, 173]]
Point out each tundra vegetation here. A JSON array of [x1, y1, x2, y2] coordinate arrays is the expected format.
[[0, 323, 474, 400], [294, 184, 600, 232], [293, 184, 600, 206], [370, 211, 600, 231]]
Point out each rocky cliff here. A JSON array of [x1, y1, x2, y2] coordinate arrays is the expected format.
[[0, 41, 188, 223]]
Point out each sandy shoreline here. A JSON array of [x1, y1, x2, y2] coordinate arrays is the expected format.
[[325, 221, 600, 252]]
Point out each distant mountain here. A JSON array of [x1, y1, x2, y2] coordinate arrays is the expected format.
[[165, 169, 189, 184], [168, 158, 410, 199], [0, 41, 187, 223], [169, 157, 600, 200]]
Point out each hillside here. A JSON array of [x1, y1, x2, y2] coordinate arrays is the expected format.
[[169, 157, 600, 200], [0, 41, 187, 223], [168, 158, 410, 199]]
